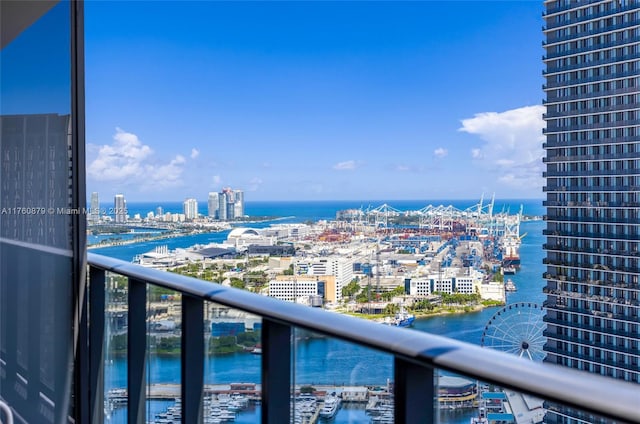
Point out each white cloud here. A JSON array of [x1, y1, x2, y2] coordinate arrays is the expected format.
[[87, 128, 152, 181], [247, 177, 263, 191], [495, 158, 515, 167], [459, 105, 545, 189], [212, 175, 222, 185], [433, 147, 448, 158], [396, 165, 410, 172], [190, 148, 200, 159], [333, 160, 357, 170], [143, 155, 186, 189], [87, 128, 187, 190]]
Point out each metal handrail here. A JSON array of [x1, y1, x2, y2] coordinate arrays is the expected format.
[[88, 252, 640, 423], [0, 400, 14, 424]]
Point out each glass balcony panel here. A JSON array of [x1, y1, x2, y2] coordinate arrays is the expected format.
[[146, 284, 182, 423], [444, 370, 622, 424], [104, 271, 129, 422], [435, 372, 482, 423], [205, 300, 262, 423], [293, 328, 395, 423]]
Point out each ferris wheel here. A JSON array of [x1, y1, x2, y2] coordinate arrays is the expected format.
[[481, 302, 546, 361]]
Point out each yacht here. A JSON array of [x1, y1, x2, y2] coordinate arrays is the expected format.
[[319, 394, 341, 418]]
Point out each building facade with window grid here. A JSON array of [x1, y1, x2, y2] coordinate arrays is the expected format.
[[542, 1, 640, 421]]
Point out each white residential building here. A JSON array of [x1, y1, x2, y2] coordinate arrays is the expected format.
[[89, 191, 100, 223], [183, 198, 198, 220]]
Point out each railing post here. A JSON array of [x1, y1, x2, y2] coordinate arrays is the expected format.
[[128, 278, 147, 424], [88, 266, 105, 424], [394, 357, 435, 424], [261, 319, 291, 424], [181, 294, 204, 424]]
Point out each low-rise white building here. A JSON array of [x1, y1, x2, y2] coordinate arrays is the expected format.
[[268, 278, 321, 302], [340, 387, 368, 402], [479, 280, 506, 302], [262, 223, 312, 240], [406, 267, 488, 297], [226, 227, 275, 250], [295, 256, 353, 301]]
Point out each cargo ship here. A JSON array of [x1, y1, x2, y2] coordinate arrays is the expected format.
[[501, 235, 521, 269]]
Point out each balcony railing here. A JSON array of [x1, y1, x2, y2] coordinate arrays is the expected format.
[[543, 316, 639, 340], [543, 228, 640, 241], [543, 184, 640, 192], [542, 67, 640, 89], [86, 253, 640, 423], [543, 151, 640, 164], [544, 4, 640, 32], [543, 35, 640, 61], [543, 52, 640, 75], [543, 102, 640, 119], [542, 200, 640, 208], [543, 135, 640, 149], [543, 330, 640, 357], [544, 213, 640, 224], [544, 20, 640, 46], [545, 168, 640, 177], [544, 118, 640, 133]]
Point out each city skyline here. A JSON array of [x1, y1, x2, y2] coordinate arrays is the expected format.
[[85, 1, 546, 202]]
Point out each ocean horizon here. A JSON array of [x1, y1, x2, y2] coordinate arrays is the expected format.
[[93, 197, 546, 222]]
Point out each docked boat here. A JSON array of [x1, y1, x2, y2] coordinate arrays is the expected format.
[[502, 266, 516, 275], [319, 394, 341, 419], [383, 305, 415, 327], [505, 279, 517, 292], [392, 311, 415, 327]]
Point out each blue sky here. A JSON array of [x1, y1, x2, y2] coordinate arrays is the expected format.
[[85, 1, 545, 202]]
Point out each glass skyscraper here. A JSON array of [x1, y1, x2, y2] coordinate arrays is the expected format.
[[114, 193, 127, 223], [89, 191, 100, 222], [542, 0, 640, 421], [208, 191, 219, 218]]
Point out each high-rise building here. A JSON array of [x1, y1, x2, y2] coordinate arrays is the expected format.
[[208, 192, 219, 218], [114, 194, 127, 223], [183, 198, 198, 220], [89, 192, 100, 223], [542, 1, 640, 421], [213, 187, 244, 221], [234, 189, 245, 218], [223, 187, 235, 220], [218, 192, 228, 221]]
